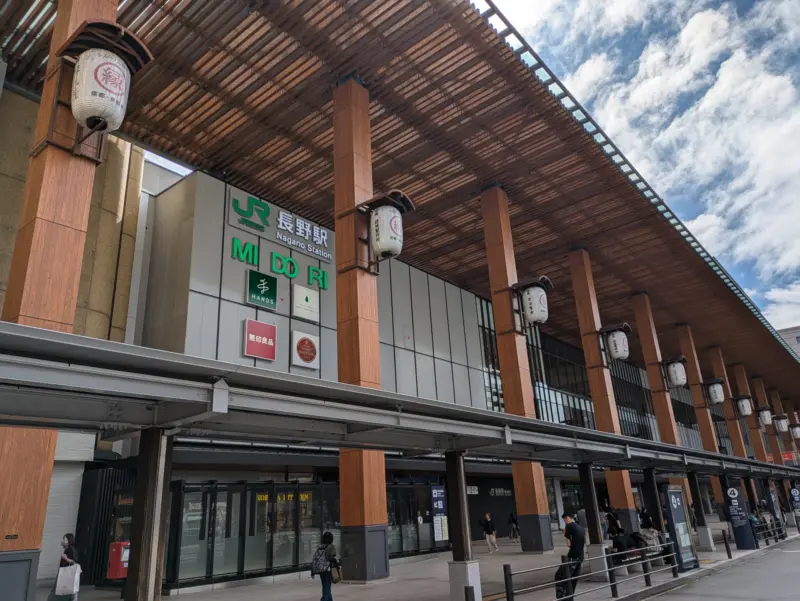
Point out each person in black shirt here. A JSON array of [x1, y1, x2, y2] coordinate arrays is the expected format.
[[54, 533, 78, 600], [481, 512, 499, 553], [559, 513, 585, 596]]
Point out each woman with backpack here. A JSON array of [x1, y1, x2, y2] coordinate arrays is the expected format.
[[311, 531, 339, 601]]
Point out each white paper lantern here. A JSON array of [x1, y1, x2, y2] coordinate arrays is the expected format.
[[71, 48, 131, 132], [756, 406, 772, 426], [707, 382, 725, 405], [666, 361, 687, 387], [790, 424, 800, 440], [521, 284, 548, 324], [774, 416, 789, 433], [370, 204, 403, 259], [737, 396, 753, 417], [606, 330, 629, 361]]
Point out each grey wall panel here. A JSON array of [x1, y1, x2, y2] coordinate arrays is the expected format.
[[185, 292, 219, 359], [434, 359, 455, 404], [389, 260, 414, 350], [453, 364, 471, 407], [378, 260, 394, 345], [416, 353, 436, 400], [189, 174, 224, 296], [221, 226, 258, 304], [469, 368, 488, 410], [409, 267, 433, 356], [446, 283, 467, 366], [394, 348, 417, 397], [462, 290, 484, 370], [428, 276, 451, 360], [289, 319, 321, 378], [254, 310, 290, 373], [217, 300, 256, 366], [320, 326, 338, 382], [257, 239, 292, 316], [380, 343, 396, 392]]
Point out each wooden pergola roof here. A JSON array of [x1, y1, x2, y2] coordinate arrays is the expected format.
[[2, 0, 799, 403]]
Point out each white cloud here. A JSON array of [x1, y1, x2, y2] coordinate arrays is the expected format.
[[763, 282, 800, 329], [562, 54, 617, 104]]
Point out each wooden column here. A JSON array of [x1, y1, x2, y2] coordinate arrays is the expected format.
[[0, 0, 118, 563], [568, 248, 638, 532], [732, 365, 768, 462], [707, 348, 748, 458], [333, 77, 388, 580], [781, 398, 799, 454], [676, 325, 724, 506], [632, 293, 679, 445], [758, 384, 787, 464], [481, 186, 552, 552]]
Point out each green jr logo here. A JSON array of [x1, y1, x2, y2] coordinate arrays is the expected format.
[[232, 195, 270, 232]]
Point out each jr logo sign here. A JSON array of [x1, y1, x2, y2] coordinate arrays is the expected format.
[[232, 194, 270, 232]]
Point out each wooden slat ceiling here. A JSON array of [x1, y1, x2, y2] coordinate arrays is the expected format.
[[2, 0, 799, 405]]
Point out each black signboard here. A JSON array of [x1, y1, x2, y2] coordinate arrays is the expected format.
[[790, 487, 800, 512], [725, 483, 757, 550], [662, 486, 699, 571]]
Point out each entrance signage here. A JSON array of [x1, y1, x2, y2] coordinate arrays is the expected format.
[[431, 485, 449, 542], [232, 237, 258, 266], [246, 270, 277, 311], [243, 319, 277, 361], [228, 190, 333, 263], [291, 331, 319, 369], [271, 251, 329, 290], [293, 284, 320, 322], [724, 483, 757, 550], [662, 486, 698, 571]]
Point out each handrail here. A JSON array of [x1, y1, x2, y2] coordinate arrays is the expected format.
[[502, 541, 680, 600]]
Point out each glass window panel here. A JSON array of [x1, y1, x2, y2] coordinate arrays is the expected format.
[[273, 486, 297, 569], [298, 486, 321, 565], [213, 489, 241, 576], [244, 488, 272, 572], [414, 485, 434, 551], [321, 485, 341, 552], [398, 487, 418, 552], [179, 491, 209, 580]]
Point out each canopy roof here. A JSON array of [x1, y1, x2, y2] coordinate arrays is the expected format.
[[1, 0, 798, 401]]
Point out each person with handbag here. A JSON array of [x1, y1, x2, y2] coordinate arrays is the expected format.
[[51, 533, 80, 601], [311, 531, 339, 601]]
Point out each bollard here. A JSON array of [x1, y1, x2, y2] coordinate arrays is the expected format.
[[640, 549, 652, 587], [464, 585, 476, 601], [605, 552, 619, 598], [503, 564, 515, 601], [721, 530, 732, 559], [671, 541, 679, 578], [560, 555, 574, 599]]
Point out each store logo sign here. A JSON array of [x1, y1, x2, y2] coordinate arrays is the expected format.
[[232, 237, 258, 266], [232, 194, 270, 232], [292, 331, 319, 369], [246, 270, 277, 311], [292, 284, 319, 322], [243, 319, 277, 361]]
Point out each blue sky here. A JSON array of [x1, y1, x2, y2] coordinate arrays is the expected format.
[[491, 0, 800, 329]]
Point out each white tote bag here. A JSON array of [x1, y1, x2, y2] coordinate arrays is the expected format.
[[55, 564, 81, 596]]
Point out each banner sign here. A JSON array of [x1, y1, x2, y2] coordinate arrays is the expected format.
[[431, 485, 449, 542], [663, 486, 698, 571]]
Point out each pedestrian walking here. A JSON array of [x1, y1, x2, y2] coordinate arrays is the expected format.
[[481, 512, 499, 552], [311, 531, 339, 601], [50, 533, 79, 601], [555, 513, 585, 598], [508, 513, 520, 541]]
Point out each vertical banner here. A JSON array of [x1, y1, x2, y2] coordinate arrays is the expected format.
[[431, 485, 449, 542], [662, 486, 699, 571]]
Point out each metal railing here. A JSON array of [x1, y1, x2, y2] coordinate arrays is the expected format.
[[502, 541, 679, 601], [751, 516, 784, 545]]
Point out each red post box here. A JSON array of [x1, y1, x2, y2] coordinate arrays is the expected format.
[[107, 541, 130, 580]]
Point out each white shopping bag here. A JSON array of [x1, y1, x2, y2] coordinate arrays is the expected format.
[[55, 564, 81, 596]]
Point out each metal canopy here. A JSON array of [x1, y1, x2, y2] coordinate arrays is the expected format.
[[1, 0, 797, 399], [0, 322, 795, 480]]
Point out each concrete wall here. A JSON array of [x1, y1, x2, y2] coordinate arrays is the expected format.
[[141, 174, 489, 408]]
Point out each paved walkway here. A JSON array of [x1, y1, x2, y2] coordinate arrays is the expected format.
[[44, 523, 798, 601]]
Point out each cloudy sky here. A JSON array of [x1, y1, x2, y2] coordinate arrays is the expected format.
[[489, 0, 800, 329]]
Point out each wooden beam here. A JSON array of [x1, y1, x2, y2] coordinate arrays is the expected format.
[[707, 348, 748, 458], [732, 364, 768, 462], [632, 293, 679, 445], [333, 79, 388, 558], [568, 248, 636, 516]]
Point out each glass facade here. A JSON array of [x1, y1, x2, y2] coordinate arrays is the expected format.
[[711, 403, 734, 455], [609, 359, 659, 440], [164, 480, 446, 588], [670, 385, 704, 449]]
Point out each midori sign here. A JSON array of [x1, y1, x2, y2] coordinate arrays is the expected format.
[[228, 188, 333, 263]]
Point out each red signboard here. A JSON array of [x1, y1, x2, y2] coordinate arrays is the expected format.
[[243, 319, 277, 361], [783, 452, 795, 462]]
